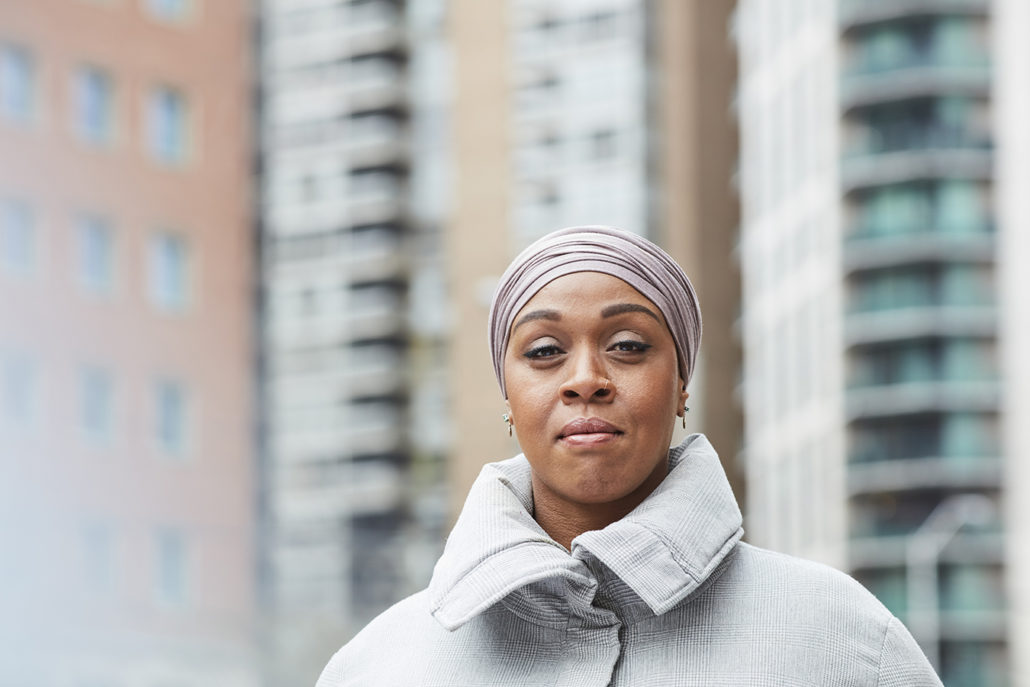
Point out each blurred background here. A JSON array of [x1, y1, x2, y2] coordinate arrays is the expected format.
[[1, 0, 1028, 685]]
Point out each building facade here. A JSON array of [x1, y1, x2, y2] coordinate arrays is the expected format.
[[256, 0, 450, 680], [0, 0, 257, 684], [737, 1, 1014, 684], [447, 0, 743, 515]]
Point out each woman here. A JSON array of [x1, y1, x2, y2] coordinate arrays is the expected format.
[[317, 226, 942, 686]]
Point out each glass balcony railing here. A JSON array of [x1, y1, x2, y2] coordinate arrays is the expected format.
[[847, 218, 994, 243], [839, 0, 989, 29], [851, 510, 1001, 540], [845, 49, 990, 78], [844, 126, 991, 159], [848, 290, 995, 313], [849, 434, 1000, 465]]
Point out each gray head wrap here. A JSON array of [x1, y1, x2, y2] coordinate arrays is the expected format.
[[488, 225, 702, 399]]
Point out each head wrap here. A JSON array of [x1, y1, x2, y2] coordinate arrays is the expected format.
[[488, 225, 702, 398]]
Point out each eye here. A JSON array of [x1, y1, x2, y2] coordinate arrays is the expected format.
[[609, 340, 652, 354], [524, 343, 564, 359]]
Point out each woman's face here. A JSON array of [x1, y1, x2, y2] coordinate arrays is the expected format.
[[503, 271, 688, 513]]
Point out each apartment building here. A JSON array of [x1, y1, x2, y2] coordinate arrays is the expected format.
[[737, 1, 1017, 684], [0, 0, 256, 684], [257, 0, 450, 678]]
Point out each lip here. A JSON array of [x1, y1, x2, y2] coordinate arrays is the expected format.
[[558, 418, 623, 446]]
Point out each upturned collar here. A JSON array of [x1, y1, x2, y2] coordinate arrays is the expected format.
[[428, 434, 744, 631]]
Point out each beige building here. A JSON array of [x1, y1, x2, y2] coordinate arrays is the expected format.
[[0, 1, 256, 684], [447, 0, 742, 510]]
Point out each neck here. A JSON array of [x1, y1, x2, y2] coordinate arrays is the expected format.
[[531, 466, 668, 550]]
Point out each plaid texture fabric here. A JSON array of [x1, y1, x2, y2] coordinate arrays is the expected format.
[[317, 434, 942, 687]]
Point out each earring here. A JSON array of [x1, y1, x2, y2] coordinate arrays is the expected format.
[[682, 406, 689, 429], [502, 412, 512, 437]]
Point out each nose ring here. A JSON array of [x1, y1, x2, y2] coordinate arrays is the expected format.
[[602, 378, 610, 392]]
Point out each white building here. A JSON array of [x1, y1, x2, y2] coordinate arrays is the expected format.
[[737, 1, 1015, 684], [257, 0, 449, 679]]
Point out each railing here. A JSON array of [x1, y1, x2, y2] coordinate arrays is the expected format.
[[846, 219, 994, 243], [843, 127, 991, 159], [844, 49, 989, 78]]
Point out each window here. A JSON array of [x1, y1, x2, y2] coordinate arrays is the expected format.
[[589, 129, 617, 160], [144, 0, 192, 22], [146, 86, 189, 164], [0, 43, 34, 121], [73, 65, 115, 144], [76, 214, 114, 293], [0, 199, 35, 276], [148, 232, 189, 310], [82, 522, 115, 595], [80, 366, 113, 442], [1, 353, 36, 429], [154, 528, 188, 606], [155, 378, 187, 455]]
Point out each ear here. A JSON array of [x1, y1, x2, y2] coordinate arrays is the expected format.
[[504, 400, 513, 422], [677, 383, 690, 416]]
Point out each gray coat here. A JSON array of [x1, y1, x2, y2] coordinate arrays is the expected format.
[[317, 434, 942, 686]]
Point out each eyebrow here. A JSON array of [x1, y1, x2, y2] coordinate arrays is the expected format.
[[512, 309, 561, 331], [512, 303, 661, 332], [601, 303, 661, 322]]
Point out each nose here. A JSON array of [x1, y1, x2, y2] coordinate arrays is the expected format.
[[559, 349, 613, 404]]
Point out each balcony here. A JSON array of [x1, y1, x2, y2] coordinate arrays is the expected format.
[[345, 119, 408, 169], [848, 531, 1002, 570], [344, 351, 404, 399], [846, 380, 999, 420], [841, 147, 991, 192], [343, 1, 406, 57], [344, 60, 407, 114], [839, 0, 989, 32], [844, 228, 994, 273], [347, 176, 407, 227], [841, 56, 989, 111], [845, 304, 996, 346], [847, 455, 1001, 496]]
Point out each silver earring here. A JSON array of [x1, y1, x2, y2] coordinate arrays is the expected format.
[[682, 406, 689, 429], [502, 412, 512, 437]]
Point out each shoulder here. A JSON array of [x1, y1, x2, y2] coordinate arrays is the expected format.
[[730, 542, 890, 611], [707, 543, 940, 684], [316, 590, 446, 687]]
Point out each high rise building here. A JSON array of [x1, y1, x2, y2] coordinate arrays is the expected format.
[[447, 0, 742, 510], [0, 0, 257, 684], [256, 0, 450, 679], [737, 1, 1018, 684]]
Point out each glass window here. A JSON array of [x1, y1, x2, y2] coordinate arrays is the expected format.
[[80, 366, 113, 441], [144, 0, 191, 22], [936, 181, 981, 234], [154, 528, 188, 606], [0, 43, 34, 121], [943, 413, 997, 458], [589, 129, 617, 160], [76, 214, 114, 292], [147, 232, 189, 310], [1, 353, 36, 428], [155, 378, 187, 455], [74, 65, 115, 144], [146, 86, 188, 163], [0, 198, 35, 276], [82, 522, 115, 595]]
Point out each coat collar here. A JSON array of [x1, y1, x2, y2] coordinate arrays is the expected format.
[[428, 434, 744, 631]]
